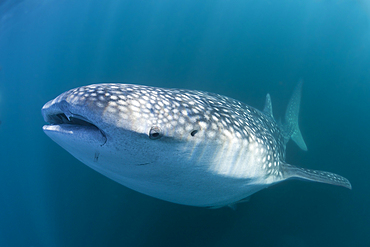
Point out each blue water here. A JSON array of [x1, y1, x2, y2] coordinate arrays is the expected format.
[[0, 0, 369, 246]]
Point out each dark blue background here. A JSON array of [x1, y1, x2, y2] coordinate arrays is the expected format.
[[0, 0, 369, 246]]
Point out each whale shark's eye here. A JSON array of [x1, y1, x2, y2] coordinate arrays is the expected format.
[[149, 126, 162, 140]]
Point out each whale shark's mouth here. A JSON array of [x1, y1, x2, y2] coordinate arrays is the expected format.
[[42, 102, 107, 146], [46, 112, 97, 128], [42, 99, 99, 129]]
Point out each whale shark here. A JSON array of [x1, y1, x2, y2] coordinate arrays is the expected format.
[[42, 82, 351, 208]]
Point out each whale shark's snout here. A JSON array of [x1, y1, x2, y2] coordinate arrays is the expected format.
[[41, 87, 110, 166]]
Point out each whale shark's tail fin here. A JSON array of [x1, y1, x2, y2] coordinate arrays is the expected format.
[[281, 163, 352, 189], [282, 80, 308, 151]]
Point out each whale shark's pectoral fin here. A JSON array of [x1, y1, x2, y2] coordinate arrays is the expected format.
[[281, 163, 352, 189], [227, 196, 251, 210], [208, 196, 251, 210]]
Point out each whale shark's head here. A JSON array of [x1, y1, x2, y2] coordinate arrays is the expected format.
[[42, 83, 231, 152], [42, 83, 208, 167]]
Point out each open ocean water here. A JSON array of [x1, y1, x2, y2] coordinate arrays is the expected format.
[[0, 0, 369, 246]]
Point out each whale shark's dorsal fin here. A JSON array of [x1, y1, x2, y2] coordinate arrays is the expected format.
[[281, 163, 352, 189], [284, 80, 308, 151], [263, 93, 274, 119]]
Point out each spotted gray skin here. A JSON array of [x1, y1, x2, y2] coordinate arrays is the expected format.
[[42, 82, 351, 208]]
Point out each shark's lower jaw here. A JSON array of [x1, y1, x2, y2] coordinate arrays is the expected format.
[[43, 123, 107, 149], [42, 123, 107, 172]]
